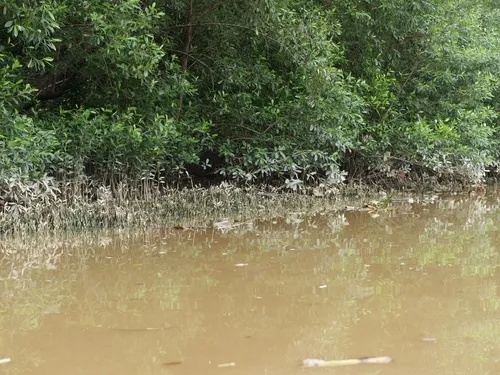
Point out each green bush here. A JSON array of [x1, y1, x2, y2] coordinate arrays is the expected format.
[[37, 108, 213, 180], [0, 0, 498, 192]]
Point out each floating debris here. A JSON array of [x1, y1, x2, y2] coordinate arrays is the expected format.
[[421, 337, 438, 342], [217, 362, 236, 368], [163, 361, 183, 366], [0, 358, 11, 365], [302, 356, 392, 368], [214, 219, 233, 231], [172, 226, 192, 231], [108, 324, 178, 332]]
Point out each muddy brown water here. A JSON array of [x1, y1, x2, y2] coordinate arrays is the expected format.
[[1, 193, 500, 375]]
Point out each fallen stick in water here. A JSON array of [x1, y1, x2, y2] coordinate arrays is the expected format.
[[302, 356, 392, 368]]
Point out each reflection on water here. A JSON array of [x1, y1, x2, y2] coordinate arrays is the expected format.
[[1, 192, 500, 374]]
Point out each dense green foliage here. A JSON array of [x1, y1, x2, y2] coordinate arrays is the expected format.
[[1, 0, 499, 195]]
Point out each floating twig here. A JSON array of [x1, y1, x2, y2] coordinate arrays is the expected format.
[[108, 325, 178, 332], [163, 361, 183, 366], [217, 362, 236, 368], [302, 356, 392, 368]]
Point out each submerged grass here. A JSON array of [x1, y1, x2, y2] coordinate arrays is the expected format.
[[0, 178, 380, 236], [1, 173, 495, 237]]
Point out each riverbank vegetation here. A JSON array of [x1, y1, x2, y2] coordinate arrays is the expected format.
[[0, 182, 355, 234], [1, 0, 499, 233]]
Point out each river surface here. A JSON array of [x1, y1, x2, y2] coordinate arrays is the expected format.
[[1, 192, 500, 375]]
